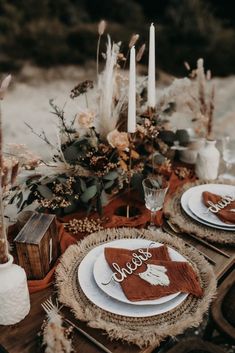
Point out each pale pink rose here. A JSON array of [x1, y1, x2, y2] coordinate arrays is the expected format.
[[76, 110, 95, 128], [107, 129, 129, 151]]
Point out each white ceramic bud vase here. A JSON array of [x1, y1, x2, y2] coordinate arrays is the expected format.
[[0, 254, 30, 325], [195, 140, 220, 180]]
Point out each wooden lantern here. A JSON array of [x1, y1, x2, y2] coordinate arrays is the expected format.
[[14, 213, 60, 280]]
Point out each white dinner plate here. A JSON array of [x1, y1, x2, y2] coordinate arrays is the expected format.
[[78, 239, 188, 318], [93, 239, 187, 305], [181, 184, 235, 231], [188, 184, 235, 227]]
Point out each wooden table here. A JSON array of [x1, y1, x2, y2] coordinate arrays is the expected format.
[[0, 286, 155, 353], [1, 229, 235, 353]]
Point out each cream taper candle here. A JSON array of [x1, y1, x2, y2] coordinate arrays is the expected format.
[[127, 46, 136, 133], [148, 23, 156, 108]]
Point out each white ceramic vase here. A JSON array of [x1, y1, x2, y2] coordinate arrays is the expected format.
[[195, 140, 220, 180], [0, 254, 30, 325]]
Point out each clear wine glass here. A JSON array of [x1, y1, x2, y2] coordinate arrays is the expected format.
[[142, 177, 169, 231], [220, 136, 235, 179]]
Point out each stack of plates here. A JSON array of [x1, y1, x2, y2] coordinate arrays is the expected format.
[[181, 183, 235, 231], [78, 239, 188, 318]]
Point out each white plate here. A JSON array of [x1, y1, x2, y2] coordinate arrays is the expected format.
[[93, 240, 187, 305], [181, 184, 235, 231], [78, 239, 188, 318], [188, 184, 235, 227]]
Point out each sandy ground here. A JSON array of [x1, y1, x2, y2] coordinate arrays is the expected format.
[[2, 64, 235, 160]]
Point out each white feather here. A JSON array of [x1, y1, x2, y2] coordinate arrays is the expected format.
[[138, 264, 170, 286], [97, 35, 121, 138]]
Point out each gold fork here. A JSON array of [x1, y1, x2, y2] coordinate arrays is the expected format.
[[41, 298, 113, 353]]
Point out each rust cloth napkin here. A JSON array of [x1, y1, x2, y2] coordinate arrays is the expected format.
[[104, 246, 203, 302], [202, 191, 235, 225]]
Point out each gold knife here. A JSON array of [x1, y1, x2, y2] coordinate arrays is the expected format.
[[64, 318, 113, 353], [166, 219, 230, 258]]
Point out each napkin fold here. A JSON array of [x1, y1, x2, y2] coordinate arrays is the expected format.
[[202, 191, 235, 225], [104, 245, 203, 302]]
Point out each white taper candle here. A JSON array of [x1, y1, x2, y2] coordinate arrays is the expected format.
[[148, 23, 156, 108], [128, 46, 136, 133]]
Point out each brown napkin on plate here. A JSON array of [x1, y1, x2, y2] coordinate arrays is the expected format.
[[104, 246, 203, 302], [202, 191, 235, 225]]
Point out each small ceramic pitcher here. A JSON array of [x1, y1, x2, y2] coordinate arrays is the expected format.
[[195, 139, 220, 180], [0, 254, 30, 325]]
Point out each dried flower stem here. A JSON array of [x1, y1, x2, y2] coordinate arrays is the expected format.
[[136, 44, 146, 62], [207, 83, 215, 138], [0, 102, 8, 264], [50, 99, 72, 142], [25, 122, 53, 147], [96, 20, 106, 80], [124, 34, 139, 70], [197, 58, 207, 116], [97, 34, 102, 79]]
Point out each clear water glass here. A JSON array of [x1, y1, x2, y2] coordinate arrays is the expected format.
[[142, 177, 169, 230], [220, 136, 235, 179]]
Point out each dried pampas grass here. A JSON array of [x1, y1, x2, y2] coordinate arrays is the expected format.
[[98, 20, 107, 36], [97, 35, 123, 138], [0, 74, 12, 264], [97, 20, 107, 78], [42, 299, 73, 353], [136, 44, 146, 62], [129, 34, 139, 48]]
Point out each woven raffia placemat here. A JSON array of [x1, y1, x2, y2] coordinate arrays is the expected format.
[[164, 179, 235, 246], [56, 228, 216, 348]]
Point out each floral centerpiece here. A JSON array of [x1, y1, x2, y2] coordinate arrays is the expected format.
[[10, 22, 216, 216]]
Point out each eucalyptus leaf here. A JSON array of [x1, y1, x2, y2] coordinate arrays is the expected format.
[[103, 171, 119, 181], [81, 185, 97, 203], [104, 180, 114, 190], [37, 185, 54, 199], [63, 202, 78, 214], [100, 190, 109, 206], [153, 153, 166, 166], [57, 177, 67, 183], [16, 192, 23, 208], [131, 173, 144, 190], [80, 178, 86, 192], [149, 176, 163, 189]]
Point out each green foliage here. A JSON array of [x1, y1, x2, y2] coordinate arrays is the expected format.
[[153, 153, 166, 165], [80, 185, 97, 203]]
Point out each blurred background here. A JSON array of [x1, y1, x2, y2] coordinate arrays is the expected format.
[[0, 0, 235, 157], [1, 0, 235, 75]]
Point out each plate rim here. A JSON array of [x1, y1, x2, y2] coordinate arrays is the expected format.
[[181, 184, 235, 231], [78, 239, 188, 318], [187, 184, 235, 227]]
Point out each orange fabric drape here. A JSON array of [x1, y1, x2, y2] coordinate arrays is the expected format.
[[18, 169, 194, 293]]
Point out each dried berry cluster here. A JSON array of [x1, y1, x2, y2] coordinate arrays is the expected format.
[[64, 217, 104, 234]]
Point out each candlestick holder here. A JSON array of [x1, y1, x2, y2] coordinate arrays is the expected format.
[[126, 132, 135, 218], [146, 106, 158, 173]]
